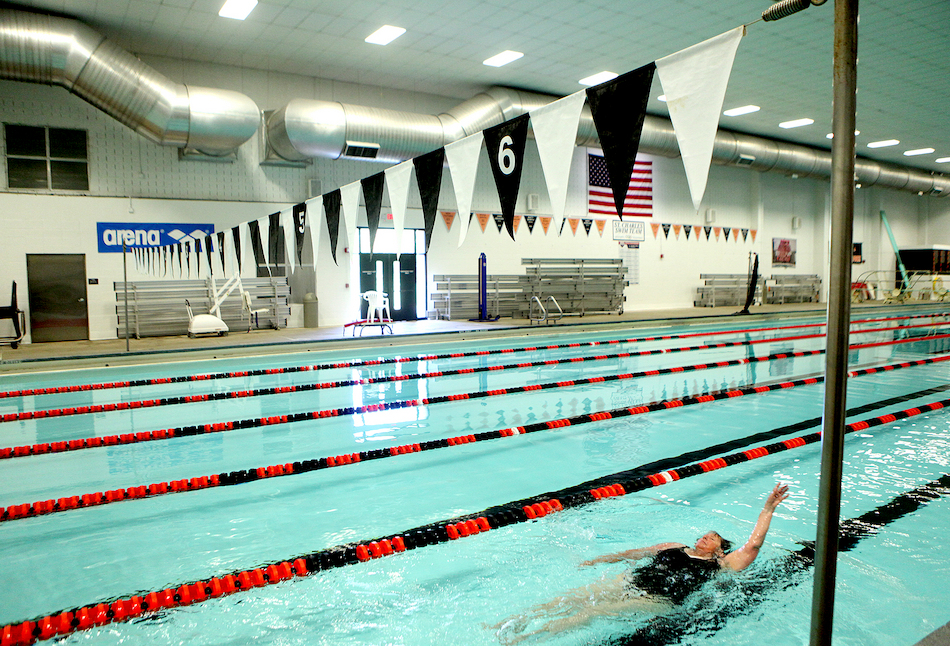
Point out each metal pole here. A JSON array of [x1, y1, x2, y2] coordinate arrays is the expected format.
[[123, 242, 130, 352], [810, 0, 858, 644]]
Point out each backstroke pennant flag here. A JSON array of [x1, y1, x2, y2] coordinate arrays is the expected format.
[[231, 225, 242, 272], [267, 212, 281, 269], [292, 202, 307, 265], [384, 160, 413, 258], [305, 196, 323, 266], [248, 219, 266, 271], [413, 147, 445, 252], [362, 172, 385, 254], [483, 113, 530, 240], [280, 208, 295, 275], [216, 231, 227, 274], [323, 189, 342, 265], [340, 181, 361, 260], [656, 26, 744, 211], [585, 62, 655, 218], [530, 90, 587, 234], [444, 132, 483, 248]]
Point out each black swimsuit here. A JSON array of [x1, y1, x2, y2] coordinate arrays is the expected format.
[[625, 547, 722, 604]]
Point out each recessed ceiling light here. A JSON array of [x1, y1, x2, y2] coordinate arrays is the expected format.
[[657, 95, 667, 102], [723, 105, 760, 117], [867, 139, 900, 148], [825, 130, 860, 139], [936, 157, 950, 163], [218, 0, 257, 20], [579, 71, 618, 86], [365, 25, 406, 45], [483, 50, 523, 67], [903, 148, 935, 156], [779, 118, 814, 129]]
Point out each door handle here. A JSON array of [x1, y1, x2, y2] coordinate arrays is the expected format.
[[78, 298, 85, 302]]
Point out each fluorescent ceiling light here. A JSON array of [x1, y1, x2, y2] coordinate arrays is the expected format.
[[365, 25, 406, 45], [779, 118, 814, 129], [657, 95, 667, 102], [483, 50, 523, 67], [218, 0, 257, 20], [903, 147, 935, 156], [579, 71, 618, 86], [723, 105, 760, 117], [825, 130, 860, 139], [867, 139, 900, 148], [936, 157, 950, 163]]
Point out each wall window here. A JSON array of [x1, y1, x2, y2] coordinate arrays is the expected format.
[[4, 124, 89, 191]]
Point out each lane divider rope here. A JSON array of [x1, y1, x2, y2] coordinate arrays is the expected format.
[[5, 319, 949, 424], [3, 354, 948, 523], [1, 310, 944, 402], [2, 392, 946, 645]]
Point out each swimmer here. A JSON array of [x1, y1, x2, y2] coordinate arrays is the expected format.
[[490, 483, 789, 644]]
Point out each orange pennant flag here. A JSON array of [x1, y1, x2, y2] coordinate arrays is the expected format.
[[568, 218, 579, 235], [714, 226, 722, 240], [732, 227, 739, 241], [441, 210, 456, 231], [750, 229, 757, 242], [651, 222, 661, 238], [513, 215, 522, 234], [476, 212, 491, 232], [595, 219, 606, 236], [540, 216, 552, 234], [673, 224, 682, 239]]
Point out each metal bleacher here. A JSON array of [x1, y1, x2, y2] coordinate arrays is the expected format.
[[114, 277, 289, 338], [694, 273, 820, 307]]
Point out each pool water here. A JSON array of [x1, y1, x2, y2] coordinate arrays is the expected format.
[[1, 307, 949, 645]]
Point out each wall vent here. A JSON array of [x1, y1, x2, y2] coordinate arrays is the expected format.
[[343, 141, 380, 159]]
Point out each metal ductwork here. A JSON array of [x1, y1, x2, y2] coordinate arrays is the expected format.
[[0, 8, 259, 156], [266, 87, 950, 197]]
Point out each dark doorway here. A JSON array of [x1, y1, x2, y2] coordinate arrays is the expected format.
[[26, 254, 89, 342], [359, 253, 418, 321]]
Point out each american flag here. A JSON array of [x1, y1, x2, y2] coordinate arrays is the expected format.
[[588, 152, 652, 217]]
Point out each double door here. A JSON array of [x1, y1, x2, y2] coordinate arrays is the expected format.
[[359, 254, 417, 321]]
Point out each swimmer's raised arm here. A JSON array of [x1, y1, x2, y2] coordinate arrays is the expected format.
[[721, 483, 789, 571], [579, 542, 685, 567]]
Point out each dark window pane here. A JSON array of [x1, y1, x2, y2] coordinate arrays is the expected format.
[[49, 128, 87, 160], [50, 160, 89, 190], [5, 124, 46, 157], [7, 157, 48, 188]]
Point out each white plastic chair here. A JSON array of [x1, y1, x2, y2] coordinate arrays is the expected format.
[[242, 290, 271, 331], [362, 290, 391, 323]]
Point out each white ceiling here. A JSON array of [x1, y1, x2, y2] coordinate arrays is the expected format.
[[9, 0, 950, 175]]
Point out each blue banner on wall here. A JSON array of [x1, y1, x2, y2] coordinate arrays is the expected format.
[[97, 222, 215, 253]]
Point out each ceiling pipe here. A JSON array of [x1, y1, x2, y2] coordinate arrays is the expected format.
[[0, 8, 259, 156], [266, 87, 949, 197]]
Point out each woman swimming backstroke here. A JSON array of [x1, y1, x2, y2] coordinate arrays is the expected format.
[[491, 483, 790, 643]]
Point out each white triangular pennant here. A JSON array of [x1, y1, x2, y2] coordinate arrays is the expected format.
[[656, 26, 744, 211], [385, 160, 413, 258], [305, 196, 323, 267], [339, 181, 361, 256], [258, 216, 271, 270], [530, 90, 586, 232], [444, 132, 483, 247], [281, 208, 295, 275]]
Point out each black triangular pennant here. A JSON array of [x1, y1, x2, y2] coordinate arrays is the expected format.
[[742, 228, 749, 242], [724, 227, 731, 241], [525, 214, 537, 233], [248, 220, 265, 271], [362, 172, 385, 254], [585, 62, 655, 219], [163, 246, 168, 277], [662, 223, 671, 238], [231, 226, 242, 273], [684, 224, 692, 239], [704, 225, 712, 240], [324, 189, 342, 265], [176, 243, 182, 277], [195, 239, 202, 276], [217, 231, 226, 273], [483, 113, 530, 240], [582, 218, 593, 236], [293, 202, 307, 264], [184, 241, 192, 278], [268, 212, 281, 268], [204, 236, 214, 275], [492, 213, 505, 232], [413, 148, 445, 252]]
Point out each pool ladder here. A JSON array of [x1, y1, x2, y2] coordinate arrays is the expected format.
[[529, 295, 563, 325]]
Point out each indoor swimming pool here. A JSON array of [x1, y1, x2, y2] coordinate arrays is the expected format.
[[2, 306, 950, 645]]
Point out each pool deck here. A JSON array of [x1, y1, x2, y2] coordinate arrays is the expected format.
[[0, 300, 938, 374]]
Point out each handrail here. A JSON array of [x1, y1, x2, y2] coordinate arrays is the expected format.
[[545, 295, 563, 323], [529, 296, 546, 324]]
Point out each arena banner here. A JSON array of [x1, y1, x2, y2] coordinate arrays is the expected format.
[[97, 222, 214, 253]]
